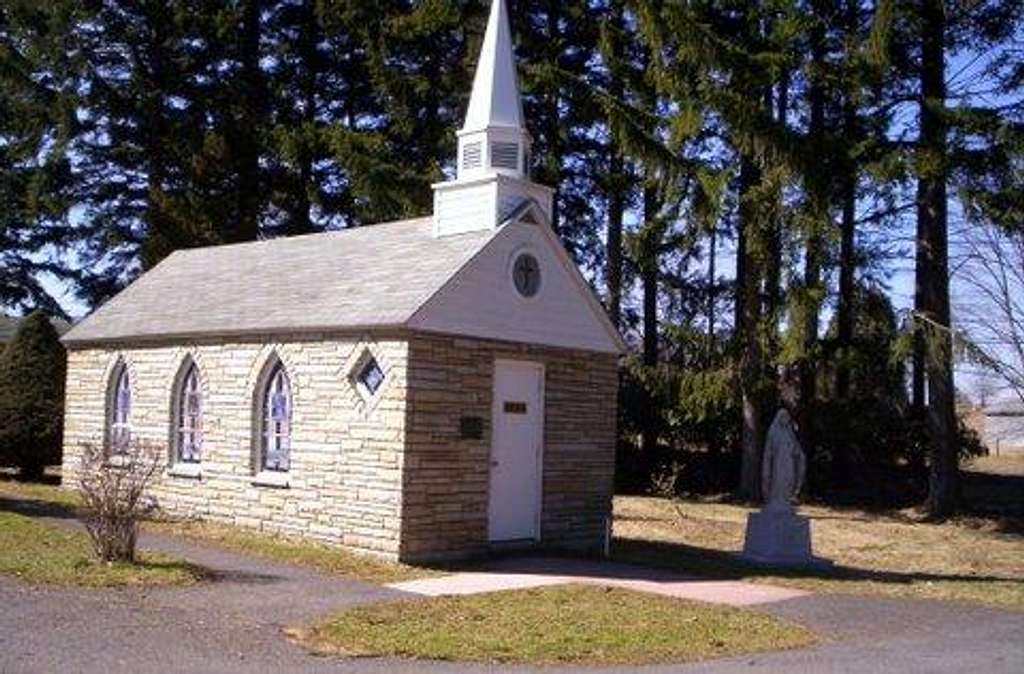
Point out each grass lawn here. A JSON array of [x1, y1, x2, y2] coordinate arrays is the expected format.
[[0, 476, 79, 507], [295, 584, 815, 665], [147, 519, 438, 585], [0, 509, 204, 587], [0, 476, 437, 585], [613, 458, 1024, 609]]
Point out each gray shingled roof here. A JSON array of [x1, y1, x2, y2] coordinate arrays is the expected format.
[[63, 217, 496, 344]]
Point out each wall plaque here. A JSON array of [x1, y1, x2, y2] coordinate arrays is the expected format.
[[459, 416, 484, 440]]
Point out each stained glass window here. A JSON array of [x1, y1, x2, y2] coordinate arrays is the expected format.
[[176, 362, 202, 464], [357, 357, 385, 397], [109, 364, 132, 454], [261, 363, 291, 472]]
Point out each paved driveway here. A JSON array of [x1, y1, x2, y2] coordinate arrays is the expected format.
[[2, 519, 1023, 673]]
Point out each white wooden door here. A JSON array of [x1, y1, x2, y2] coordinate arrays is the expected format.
[[488, 360, 544, 542]]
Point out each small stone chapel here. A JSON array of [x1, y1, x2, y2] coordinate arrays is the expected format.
[[60, 0, 624, 562]]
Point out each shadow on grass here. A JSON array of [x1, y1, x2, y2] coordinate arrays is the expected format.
[[0, 493, 291, 587], [0, 469, 61, 486], [960, 470, 1024, 535], [610, 537, 1024, 588], [0, 495, 79, 520]]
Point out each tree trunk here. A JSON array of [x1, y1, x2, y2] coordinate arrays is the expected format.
[[606, 150, 625, 327], [707, 223, 717, 365], [917, 0, 959, 517], [733, 207, 747, 340], [140, 7, 171, 269], [292, 0, 319, 236], [541, 1, 562, 233], [235, 0, 263, 241], [604, 2, 627, 327], [800, 6, 827, 418], [835, 0, 859, 401], [764, 81, 785, 328], [737, 155, 765, 502], [640, 178, 660, 455], [836, 167, 856, 400]]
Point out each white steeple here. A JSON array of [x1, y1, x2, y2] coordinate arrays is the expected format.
[[461, 0, 526, 143], [432, 0, 553, 237]]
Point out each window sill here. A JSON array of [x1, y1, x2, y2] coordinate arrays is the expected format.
[[252, 471, 290, 489], [167, 463, 202, 480]]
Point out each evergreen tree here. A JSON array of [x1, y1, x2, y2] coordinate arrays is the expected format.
[[0, 311, 66, 480], [902, 0, 1022, 516], [0, 0, 75, 316], [516, 0, 605, 264]]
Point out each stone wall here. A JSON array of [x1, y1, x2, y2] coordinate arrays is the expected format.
[[400, 334, 619, 561], [61, 333, 408, 557], [62, 330, 620, 562]]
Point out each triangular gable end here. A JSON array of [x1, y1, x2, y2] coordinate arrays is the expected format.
[[500, 198, 547, 227], [407, 211, 626, 355]]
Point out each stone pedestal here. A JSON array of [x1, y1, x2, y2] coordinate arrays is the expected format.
[[741, 507, 817, 567]]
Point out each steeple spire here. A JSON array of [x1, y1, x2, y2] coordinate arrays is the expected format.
[[455, 0, 530, 181], [431, 0, 554, 238], [462, 0, 524, 133]]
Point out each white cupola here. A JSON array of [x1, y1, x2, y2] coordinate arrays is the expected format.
[[432, 0, 554, 237]]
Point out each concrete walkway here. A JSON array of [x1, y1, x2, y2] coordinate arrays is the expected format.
[[389, 555, 809, 606]]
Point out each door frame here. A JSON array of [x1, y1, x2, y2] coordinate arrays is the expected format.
[[488, 358, 545, 542]]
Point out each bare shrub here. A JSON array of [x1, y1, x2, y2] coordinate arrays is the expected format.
[[77, 440, 162, 562]]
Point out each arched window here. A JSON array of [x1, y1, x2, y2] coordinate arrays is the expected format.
[[260, 362, 291, 472], [108, 362, 132, 454], [173, 360, 202, 464]]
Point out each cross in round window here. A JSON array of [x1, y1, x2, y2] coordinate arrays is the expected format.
[[512, 253, 541, 298]]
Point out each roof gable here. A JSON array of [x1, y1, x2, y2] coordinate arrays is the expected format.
[[62, 211, 625, 355], [408, 215, 625, 354]]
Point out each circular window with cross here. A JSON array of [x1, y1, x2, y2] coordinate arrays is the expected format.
[[512, 252, 541, 298]]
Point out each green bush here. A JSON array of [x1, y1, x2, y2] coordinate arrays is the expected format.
[[0, 311, 67, 479]]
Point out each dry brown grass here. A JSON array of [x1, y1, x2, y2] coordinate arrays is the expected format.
[[613, 495, 1024, 608], [966, 454, 1024, 476]]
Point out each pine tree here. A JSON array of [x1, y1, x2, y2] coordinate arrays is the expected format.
[[516, 0, 605, 261], [906, 0, 1022, 516], [0, 311, 66, 480], [0, 0, 75, 316]]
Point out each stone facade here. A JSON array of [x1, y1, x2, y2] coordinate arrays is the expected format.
[[61, 331, 618, 561], [62, 333, 409, 556], [401, 334, 619, 560]]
